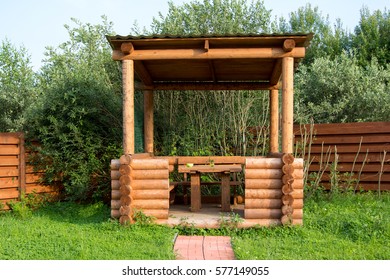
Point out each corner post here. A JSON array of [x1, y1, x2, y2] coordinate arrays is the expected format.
[[122, 60, 135, 155], [281, 57, 294, 154]]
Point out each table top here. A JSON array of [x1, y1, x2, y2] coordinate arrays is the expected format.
[[178, 164, 242, 174]]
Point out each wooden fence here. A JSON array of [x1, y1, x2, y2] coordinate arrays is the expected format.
[[0, 133, 54, 210], [294, 122, 390, 191]]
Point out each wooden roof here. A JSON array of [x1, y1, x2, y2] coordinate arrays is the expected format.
[[107, 34, 313, 90]]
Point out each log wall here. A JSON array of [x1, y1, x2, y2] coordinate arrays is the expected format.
[[0, 133, 55, 210], [294, 122, 390, 191], [111, 155, 170, 223], [244, 156, 304, 226]]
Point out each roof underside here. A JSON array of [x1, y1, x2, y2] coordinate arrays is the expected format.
[[107, 34, 313, 90]]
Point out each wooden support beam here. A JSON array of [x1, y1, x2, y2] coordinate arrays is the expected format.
[[208, 61, 217, 82], [144, 90, 154, 154], [134, 61, 153, 86], [204, 39, 210, 52], [122, 60, 135, 155], [152, 82, 278, 91], [121, 42, 134, 55], [270, 59, 282, 86], [112, 47, 306, 61], [269, 89, 279, 154], [283, 39, 296, 52], [281, 57, 294, 153]]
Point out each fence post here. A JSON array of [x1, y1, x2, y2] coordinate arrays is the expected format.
[[18, 132, 26, 197]]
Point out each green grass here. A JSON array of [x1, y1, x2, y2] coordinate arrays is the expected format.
[[1, 192, 389, 260], [0, 202, 176, 260], [231, 192, 390, 259]]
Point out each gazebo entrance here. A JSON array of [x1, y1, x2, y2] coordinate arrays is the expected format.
[[107, 34, 312, 227]]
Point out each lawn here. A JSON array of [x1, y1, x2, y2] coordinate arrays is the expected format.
[[0, 202, 176, 260], [0, 192, 389, 260], [232, 192, 390, 259]]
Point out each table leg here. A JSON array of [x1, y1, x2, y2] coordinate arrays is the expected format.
[[191, 172, 201, 212], [221, 173, 231, 212]]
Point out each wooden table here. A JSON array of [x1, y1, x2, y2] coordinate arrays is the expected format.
[[178, 164, 242, 212]]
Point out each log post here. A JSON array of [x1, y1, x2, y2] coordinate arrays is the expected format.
[[122, 60, 135, 155], [281, 153, 295, 225], [144, 89, 154, 154], [281, 57, 294, 154], [269, 89, 279, 154]]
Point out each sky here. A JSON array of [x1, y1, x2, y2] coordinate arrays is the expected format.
[[0, 0, 388, 70]]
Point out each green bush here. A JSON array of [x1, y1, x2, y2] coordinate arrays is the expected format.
[[26, 17, 123, 202]]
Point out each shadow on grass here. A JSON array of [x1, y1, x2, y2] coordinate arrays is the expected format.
[[35, 201, 112, 225]]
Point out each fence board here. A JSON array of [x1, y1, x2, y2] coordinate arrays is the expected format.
[[294, 122, 390, 191], [0, 133, 56, 210]]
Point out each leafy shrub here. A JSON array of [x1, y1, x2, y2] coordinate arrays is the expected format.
[[26, 17, 122, 202]]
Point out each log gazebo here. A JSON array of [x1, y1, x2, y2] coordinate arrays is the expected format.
[[107, 34, 313, 228]]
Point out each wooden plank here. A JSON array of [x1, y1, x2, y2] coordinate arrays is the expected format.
[[0, 144, 19, 155], [112, 47, 306, 61], [0, 166, 19, 177], [312, 134, 390, 144], [320, 182, 390, 191], [191, 173, 201, 212], [178, 156, 245, 165], [0, 133, 20, 144], [321, 172, 390, 182], [295, 122, 390, 135], [0, 177, 19, 188], [0, 188, 19, 199], [25, 173, 42, 184], [25, 185, 54, 194], [303, 143, 390, 154], [309, 152, 389, 163], [309, 163, 390, 173], [0, 155, 19, 166], [152, 82, 278, 91]]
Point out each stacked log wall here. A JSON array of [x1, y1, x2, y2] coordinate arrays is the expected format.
[[111, 155, 170, 223], [244, 157, 304, 226]]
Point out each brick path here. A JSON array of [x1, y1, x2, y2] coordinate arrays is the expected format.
[[174, 235, 235, 260]]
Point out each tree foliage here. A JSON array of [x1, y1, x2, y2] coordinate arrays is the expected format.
[[295, 53, 390, 123], [150, 0, 272, 34], [352, 7, 390, 67], [26, 17, 123, 202], [273, 4, 350, 64], [0, 39, 36, 131]]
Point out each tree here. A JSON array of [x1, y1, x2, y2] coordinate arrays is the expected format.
[[0, 39, 36, 132], [294, 53, 390, 124], [273, 4, 350, 64], [27, 17, 123, 202], [150, 0, 272, 34], [352, 7, 390, 67]]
